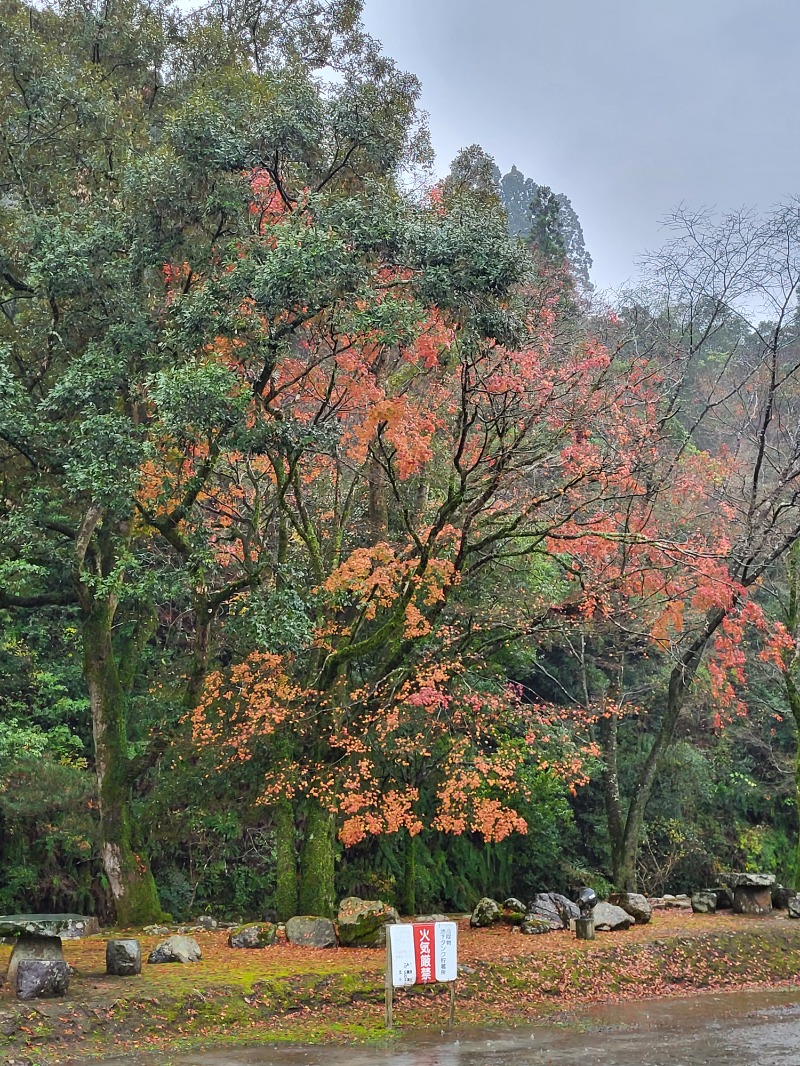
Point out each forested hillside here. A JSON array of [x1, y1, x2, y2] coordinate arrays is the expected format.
[[2, 0, 800, 925]]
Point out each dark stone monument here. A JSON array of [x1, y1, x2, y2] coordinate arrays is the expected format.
[[106, 939, 142, 976]]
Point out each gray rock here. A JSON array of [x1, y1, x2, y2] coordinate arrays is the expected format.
[[285, 916, 337, 948], [227, 922, 277, 949], [691, 891, 718, 914], [520, 916, 553, 935], [147, 935, 201, 964], [16, 960, 70, 999], [193, 916, 218, 930], [414, 914, 449, 923], [337, 898, 398, 947], [733, 886, 773, 915], [592, 901, 634, 931], [143, 924, 172, 936], [470, 897, 501, 928], [60, 917, 101, 940], [527, 892, 579, 930], [7, 935, 64, 986], [503, 897, 527, 913], [725, 872, 776, 888], [610, 892, 652, 924], [772, 886, 796, 910], [788, 896, 800, 919], [106, 939, 142, 976]]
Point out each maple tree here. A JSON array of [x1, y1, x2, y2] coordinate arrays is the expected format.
[[184, 159, 714, 914]]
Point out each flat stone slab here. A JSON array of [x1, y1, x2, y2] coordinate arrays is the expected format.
[[724, 873, 776, 888], [0, 914, 89, 938]]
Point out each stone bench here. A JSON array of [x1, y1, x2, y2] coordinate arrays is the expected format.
[[0, 913, 90, 991], [723, 873, 775, 915]]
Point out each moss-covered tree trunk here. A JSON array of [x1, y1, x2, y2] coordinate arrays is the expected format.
[[401, 830, 417, 915], [83, 602, 162, 925], [298, 800, 336, 917], [273, 797, 298, 920]]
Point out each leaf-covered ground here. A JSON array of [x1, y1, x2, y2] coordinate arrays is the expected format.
[[3, 911, 800, 1064]]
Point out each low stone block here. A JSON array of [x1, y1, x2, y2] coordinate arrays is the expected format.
[[228, 922, 277, 949], [773, 886, 796, 910], [106, 939, 142, 975], [16, 960, 69, 999], [691, 891, 717, 914], [7, 935, 64, 986], [147, 935, 201, 964], [284, 916, 337, 948]]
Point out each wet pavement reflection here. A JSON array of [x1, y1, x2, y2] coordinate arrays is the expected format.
[[87, 985, 800, 1066]]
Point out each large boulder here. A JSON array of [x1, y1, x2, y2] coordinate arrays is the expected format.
[[592, 902, 634, 931], [285, 916, 337, 948], [788, 896, 800, 919], [691, 891, 717, 915], [16, 960, 70, 999], [147, 935, 201, 964], [527, 893, 579, 930], [106, 939, 142, 976], [470, 897, 501, 928], [228, 923, 277, 949], [610, 892, 652, 924], [337, 898, 398, 947], [7, 935, 64, 986]]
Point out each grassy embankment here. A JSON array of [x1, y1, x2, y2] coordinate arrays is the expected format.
[[2, 910, 800, 1064]]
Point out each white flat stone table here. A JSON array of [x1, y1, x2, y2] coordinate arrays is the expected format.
[[0, 913, 89, 986]]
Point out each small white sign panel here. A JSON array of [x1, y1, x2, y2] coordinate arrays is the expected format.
[[389, 923, 417, 987], [435, 921, 458, 982], [388, 921, 458, 987]]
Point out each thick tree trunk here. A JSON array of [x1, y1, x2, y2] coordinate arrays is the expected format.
[[367, 454, 389, 542], [600, 712, 626, 886], [400, 830, 417, 915], [83, 602, 162, 925], [606, 609, 726, 892], [184, 595, 213, 711], [784, 674, 800, 889], [273, 797, 298, 920], [298, 800, 336, 917]]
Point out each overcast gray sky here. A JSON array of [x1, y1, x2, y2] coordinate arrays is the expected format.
[[361, 0, 800, 295]]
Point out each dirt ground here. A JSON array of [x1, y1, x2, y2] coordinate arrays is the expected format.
[[3, 910, 800, 1064]]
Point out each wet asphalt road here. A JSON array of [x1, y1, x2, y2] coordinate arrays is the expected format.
[[83, 986, 800, 1066]]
